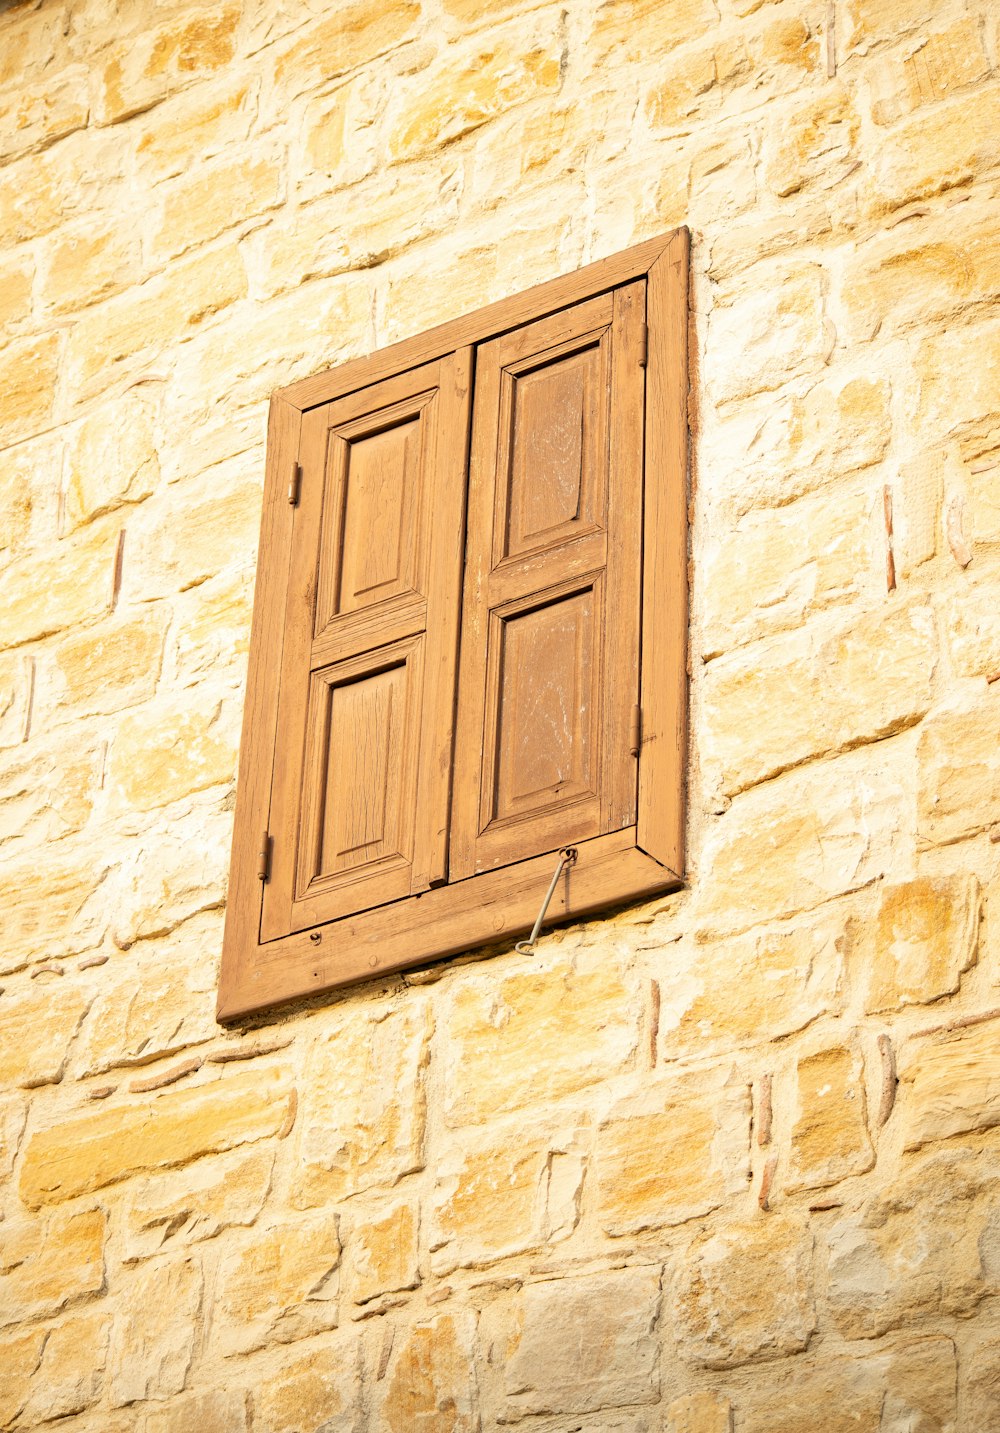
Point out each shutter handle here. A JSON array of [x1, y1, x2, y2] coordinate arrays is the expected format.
[[515, 847, 578, 955]]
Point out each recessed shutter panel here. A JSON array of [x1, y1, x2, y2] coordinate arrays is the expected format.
[[262, 352, 472, 940], [450, 281, 646, 878]]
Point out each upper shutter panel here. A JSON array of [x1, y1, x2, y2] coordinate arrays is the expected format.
[[449, 281, 646, 879], [261, 352, 471, 940]]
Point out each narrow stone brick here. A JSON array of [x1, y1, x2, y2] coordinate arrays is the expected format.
[[19, 1065, 293, 1208], [945, 564, 1000, 679], [0, 652, 31, 748], [899, 1019, 1000, 1150], [864, 874, 980, 1012], [788, 1044, 874, 1192], [380, 1311, 479, 1432], [0, 252, 33, 329], [215, 1213, 340, 1355], [170, 570, 253, 684]]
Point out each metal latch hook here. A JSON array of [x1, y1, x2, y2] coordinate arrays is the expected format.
[[515, 847, 578, 955]]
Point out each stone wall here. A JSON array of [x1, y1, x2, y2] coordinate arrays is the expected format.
[[2, 0, 1000, 1428]]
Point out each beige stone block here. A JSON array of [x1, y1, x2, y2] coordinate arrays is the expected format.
[[667, 1393, 733, 1433], [0, 652, 31, 748], [765, 87, 859, 197], [441, 0, 551, 22], [65, 242, 246, 400], [0, 512, 122, 654], [0, 1325, 45, 1428], [111, 821, 230, 949], [19, 1309, 112, 1425], [965, 1337, 1000, 1431], [755, 15, 820, 73], [873, 83, 1000, 212], [675, 1216, 816, 1368], [899, 1018, 1000, 1150], [345, 1197, 419, 1303], [0, 252, 33, 330], [134, 77, 255, 185], [122, 468, 261, 603], [0, 734, 103, 849], [897, 449, 942, 575], [871, 16, 991, 124], [150, 152, 284, 264], [107, 692, 238, 813], [293, 1001, 430, 1206], [19, 1064, 293, 1208], [0, 1094, 28, 1185], [64, 387, 160, 531], [917, 686, 1000, 846], [707, 200, 835, 282], [389, 29, 562, 162], [0, 984, 90, 1090], [597, 1068, 750, 1236], [789, 1044, 874, 1192], [95, 3, 241, 125], [825, 1142, 1000, 1335], [1, 1205, 105, 1327], [0, 129, 125, 246], [378, 1310, 478, 1432], [0, 330, 60, 447], [0, 845, 110, 976], [505, 1268, 660, 1415], [274, 0, 421, 98], [590, 0, 718, 65], [79, 937, 217, 1076], [142, 1388, 248, 1433], [844, 0, 936, 53], [171, 570, 253, 685], [659, 919, 845, 1060], [968, 452, 1000, 547], [945, 566, 1000, 680], [442, 959, 641, 1126], [48, 607, 168, 720], [688, 133, 756, 224], [429, 1130, 558, 1272], [708, 263, 827, 404], [864, 874, 980, 1012], [916, 318, 1000, 441], [697, 739, 911, 935], [109, 1254, 201, 1406], [122, 1146, 274, 1263], [644, 44, 719, 133], [0, 426, 63, 560], [0, 7, 60, 87], [0, 65, 88, 165], [216, 1213, 340, 1355], [251, 1340, 361, 1433], [702, 602, 937, 797]]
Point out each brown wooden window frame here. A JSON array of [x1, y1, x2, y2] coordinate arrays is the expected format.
[[218, 228, 689, 1022]]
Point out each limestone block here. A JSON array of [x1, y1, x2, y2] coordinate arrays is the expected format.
[[874, 17, 992, 126], [38, 218, 141, 316], [64, 388, 160, 532], [0, 983, 90, 1089], [708, 264, 827, 405], [688, 133, 756, 225], [899, 1018, 1000, 1151], [644, 43, 720, 134], [441, 959, 641, 1126], [94, 3, 241, 125], [590, 0, 719, 66], [0, 129, 125, 246], [150, 151, 284, 264], [707, 200, 835, 283], [0, 1326, 46, 1429], [824, 1143, 1000, 1336], [897, 449, 942, 575], [0, 252, 32, 330], [917, 686, 1000, 847], [788, 1044, 874, 1193], [345, 1197, 420, 1304], [142, 1388, 249, 1433], [293, 1000, 430, 1207], [0, 1094, 27, 1185], [441, 0, 551, 23], [945, 567, 1000, 679], [377, 1310, 479, 1433], [46, 606, 169, 720], [107, 693, 239, 813], [0, 7, 60, 87], [596, 1067, 750, 1235], [170, 570, 253, 685], [108, 1254, 202, 1406], [122, 1146, 274, 1262], [110, 820, 230, 949], [666, 1393, 733, 1433], [19, 1064, 294, 1208], [273, 1, 421, 99], [696, 741, 910, 936], [872, 84, 1000, 212], [0, 331, 60, 447], [504, 1267, 660, 1415], [64, 242, 246, 400], [388, 26, 562, 161], [216, 1212, 340, 1355], [968, 452, 1000, 547], [0, 653, 31, 749], [674, 1216, 816, 1368], [764, 88, 859, 197], [659, 918, 845, 1060], [863, 875, 980, 1012], [250, 1339, 362, 1433], [844, 0, 937, 54], [0, 1205, 105, 1327], [964, 1337, 1000, 1432], [0, 511, 120, 651], [0, 64, 88, 166], [0, 735, 103, 849], [19, 1310, 112, 1425], [702, 602, 936, 797], [134, 77, 255, 185], [0, 845, 110, 976]]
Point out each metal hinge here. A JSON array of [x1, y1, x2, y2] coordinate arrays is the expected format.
[[288, 463, 302, 506], [629, 704, 642, 757], [257, 831, 272, 882], [638, 324, 649, 368]]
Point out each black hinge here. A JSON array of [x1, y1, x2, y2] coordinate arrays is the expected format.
[[257, 831, 272, 882], [629, 704, 642, 756], [288, 463, 302, 506], [638, 324, 649, 368]]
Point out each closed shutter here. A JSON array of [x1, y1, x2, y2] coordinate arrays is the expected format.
[[449, 280, 647, 878], [261, 351, 472, 940]]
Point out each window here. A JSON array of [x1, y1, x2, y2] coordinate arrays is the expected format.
[[218, 228, 689, 1020]]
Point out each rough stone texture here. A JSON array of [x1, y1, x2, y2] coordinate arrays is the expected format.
[[215, 1212, 340, 1354], [344, 1196, 420, 1304], [121, 1147, 274, 1263], [0, 1205, 106, 1327], [898, 1020, 1000, 1151], [863, 874, 981, 1012], [108, 1255, 202, 1407], [249, 1339, 362, 1433], [141, 1388, 249, 1433], [0, 983, 90, 1089], [788, 1044, 875, 1193], [378, 1310, 479, 1433], [666, 1393, 733, 1433], [917, 686, 1000, 846]]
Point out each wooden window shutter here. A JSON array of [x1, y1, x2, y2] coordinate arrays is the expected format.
[[218, 229, 688, 1021]]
